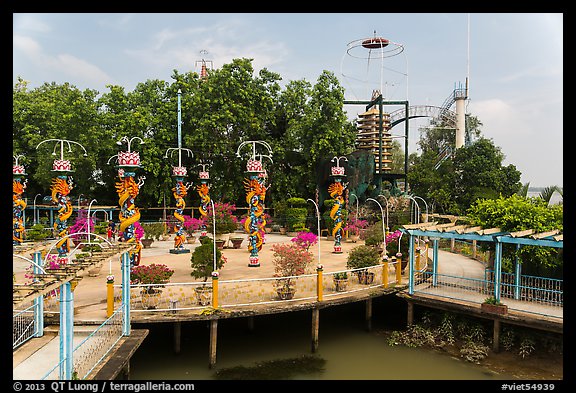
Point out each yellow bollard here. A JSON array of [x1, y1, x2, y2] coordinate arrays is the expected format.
[[382, 259, 389, 288], [106, 281, 114, 317], [212, 274, 219, 308], [415, 248, 421, 271], [317, 266, 323, 302]]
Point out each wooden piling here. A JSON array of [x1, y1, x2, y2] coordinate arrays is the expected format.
[[365, 298, 372, 332], [208, 319, 218, 368], [407, 301, 414, 326], [173, 322, 181, 354], [492, 319, 501, 353], [311, 308, 319, 353]]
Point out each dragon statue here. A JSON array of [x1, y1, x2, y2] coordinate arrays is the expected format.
[[328, 179, 347, 254], [12, 178, 27, 245], [243, 177, 267, 265], [51, 176, 74, 256], [172, 180, 191, 250], [115, 173, 144, 267], [197, 182, 210, 236]]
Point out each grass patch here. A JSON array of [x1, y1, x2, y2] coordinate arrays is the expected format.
[[213, 355, 326, 380]]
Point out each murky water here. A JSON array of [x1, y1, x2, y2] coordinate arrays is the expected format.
[[129, 296, 513, 380]]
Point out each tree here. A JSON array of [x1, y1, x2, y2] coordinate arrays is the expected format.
[[467, 194, 563, 278]]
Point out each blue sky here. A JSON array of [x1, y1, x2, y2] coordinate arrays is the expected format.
[[13, 13, 563, 188]]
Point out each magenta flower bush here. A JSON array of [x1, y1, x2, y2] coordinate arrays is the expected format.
[[291, 231, 318, 251], [130, 263, 174, 287], [182, 215, 206, 232], [68, 209, 95, 242], [344, 218, 369, 236], [206, 202, 238, 234], [385, 229, 402, 244], [271, 242, 315, 293]]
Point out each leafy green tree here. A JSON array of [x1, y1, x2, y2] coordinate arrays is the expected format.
[[467, 194, 563, 278]]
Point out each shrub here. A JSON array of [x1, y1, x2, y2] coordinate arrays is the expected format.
[[130, 263, 174, 286], [190, 236, 227, 282], [291, 231, 318, 251], [346, 245, 381, 271]]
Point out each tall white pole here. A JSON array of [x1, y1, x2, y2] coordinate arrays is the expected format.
[[33, 193, 41, 226], [87, 199, 97, 244], [367, 198, 386, 256], [307, 199, 321, 267]]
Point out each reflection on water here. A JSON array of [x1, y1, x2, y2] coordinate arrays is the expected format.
[[129, 296, 512, 380]]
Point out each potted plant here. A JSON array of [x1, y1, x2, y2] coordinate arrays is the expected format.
[[206, 202, 239, 247], [481, 296, 508, 315], [130, 263, 174, 309], [141, 222, 164, 248], [344, 217, 369, 242], [346, 245, 381, 285], [230, 236, 244, 249], [183, 215, 205, 243], [270, 242, 315, 300], [333, 271, 349, 292], [291, 231, 318, 251], [190, 236, 227, 305]]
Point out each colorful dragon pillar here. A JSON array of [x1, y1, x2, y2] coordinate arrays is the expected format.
[[13, 155, 27, 245], [243, 159, 268, 267], [170, 166, 192, 254], [328, 157, 348, 254], [112, 138, 145, 267], [197, 165, 211, 237], [50, 159, 75, 257]]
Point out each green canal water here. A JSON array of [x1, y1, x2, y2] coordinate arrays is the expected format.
[[128, 296, 515, 381]]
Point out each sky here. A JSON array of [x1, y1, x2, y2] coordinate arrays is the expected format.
[[13, 13, 563, 188]]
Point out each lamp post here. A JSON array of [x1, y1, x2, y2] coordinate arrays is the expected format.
[[412, 195, 428, 223], [33, 193, 41, 226], [328, 156, 348, 253], [349, 193, 359, 222], [307, 199, 321, 268], [77, 193, 84, 212], [210, 199, 217, 272], [36, 138, 87, 257], [166, 89, 194, 254], [87, 199, 97, 244], [377, 194, 390, 234], [236, 141, 273, 267], [367, 198, 387, 256]]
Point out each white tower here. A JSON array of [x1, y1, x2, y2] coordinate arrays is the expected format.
[[454, 78, 468, 149]]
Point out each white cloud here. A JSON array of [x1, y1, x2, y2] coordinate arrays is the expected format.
[[13, 34, 113, 87]]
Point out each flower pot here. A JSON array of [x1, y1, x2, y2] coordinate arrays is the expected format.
[[333, 278, 349, 292], [357, 271, 375, 285], [141, 238, 154, 248], [141, 288, 163, 310], [276, 287, 296, 300], [279, 227, 287, 235], [215, 239, 226, 250], [348, 235, 360, 243], [88, 263, 102, 277], [187, 236, 197, 244], [215, 233, 230, 247], [481, 302, 508, 315], [230, 238, 244, 249], [194, 286, 212, 306]]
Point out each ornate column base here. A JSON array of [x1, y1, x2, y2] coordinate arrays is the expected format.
[[333, 245, 343, 254], [248, 256, 260, 267], [169, 248, 190, 254]]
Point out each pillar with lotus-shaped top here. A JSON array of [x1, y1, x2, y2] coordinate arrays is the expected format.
[[328, 156, 348, 254]]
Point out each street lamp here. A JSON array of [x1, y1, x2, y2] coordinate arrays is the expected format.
[[349, 193, 359, 222], [413, 195, 429, 223], [87, 199, 97, 244], [366, 198, 387, 256], [77, 193, 85, 211], [377, 194, 390, 233], [307, 199, 321, 268], [210, 199, 217, 272], [33, 193, 41, 226]]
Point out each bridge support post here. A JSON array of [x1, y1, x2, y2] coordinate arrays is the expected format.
[[365, 298, 372, 332], [492, 319, 501, 353], [174, 322, 181, 354], [247, 316, 255, 332], [311, 307, 319, 353], [121, 251, 131, 336], [33, 251, 44, 337], [208, 319, 218, 368], [59, 281, 74, 380], [407, 301, 414, 326]]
